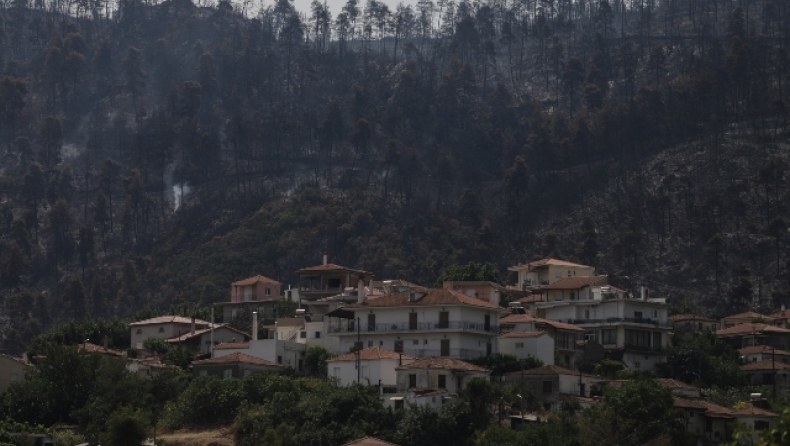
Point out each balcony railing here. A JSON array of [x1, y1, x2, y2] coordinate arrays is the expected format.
[[327, 321, 500, 335], [403, 348, 487, 359], [623, 342, 663, 352], [570, 317, 671, 328]]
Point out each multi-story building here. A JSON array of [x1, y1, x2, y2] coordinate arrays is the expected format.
[[508, 258, 596, 291], [531, 281, 672, 371], [670, 314, 719, 335], [298, 256, 375, 302], [326, 288, 502, 359], [499, 313, 584, 367], [216, 275, 283, 323]]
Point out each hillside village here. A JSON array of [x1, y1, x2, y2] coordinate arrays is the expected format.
[[4, 257, 790, 445]]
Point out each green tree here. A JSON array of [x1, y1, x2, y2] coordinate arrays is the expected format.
[[102, 407, 151, 446], [304, 345, 334, 377], [437, 261, 499, 285]]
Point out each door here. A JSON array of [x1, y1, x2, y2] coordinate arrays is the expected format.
[[368, 314, 376, 332], [440, 339, 450, 356], [409, 312, 418, 330], [486, 342, 492, 356], [438, 311, 449, 329], [484, 314, 490, 332], [394, 340, 404, 353]]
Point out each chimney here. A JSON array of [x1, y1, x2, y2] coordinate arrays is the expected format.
[[252, 312, 258, 341], [191, 316, 196, 335], [357, 281, 364, 303], [323, 254, 328, 265], [640, 286, 649, 300]]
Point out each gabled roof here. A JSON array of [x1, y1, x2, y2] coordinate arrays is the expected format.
[[738, 345, 790, 356], [329, 347, 416, 362], [78, 342, 125, 357], [395, 357, 489, 372], [655, 378, 699, 392], [345, 288, 501, 310], [514, 294, 544, 303], [192, 352, 282, 367], [731, 405, 779, 417], [299, 263, 373, 276], [508, 258, 594, 271], [504, 365, 597, 378], [499, 314, 585, 332], [741, 359, 790, 372], [715, 323, 790, 337], [214, 342, 250, 350], [231, 275, 281, 286], [534, 275, 608, 291], [342, 437, 401, 446], [166, 325, 249, 343], [723, 311, 776, 321], [129, 315, 212, 327], [673, 397, 735, 418], [276, 317, 305, 327], [668, 314, 716, 322], [501, 331, 547, 339]]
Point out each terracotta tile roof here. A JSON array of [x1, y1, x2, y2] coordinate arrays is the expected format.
[[738, 345, 790, 356], [276, 317, 305, 327], [669, 314, 716, 322], [192, 352, 282, 367], [166, 325, 249, 343], [501, 331, 547, 339], [499, 314, 585, 332], [731, 405, 779, 418], [769, 311, 790, 320], [298, 263, 373, 276], [0, 353, 31, 366], [214, 342, 250, 350], [672, 397, 736, 418], [78, 342, 125, 357], [504, 365, 598, 378], [715, 323, 790, 337], [509, 258, 594, 270], [723, 311, 775, 321], [395, 357, 490, 373], [342, 437, 401, 446], [345, 288, 502, 310], [656, 378, 699, 392], [741, 359, 790, 372], [329, 347, 416, 362], [534, 275, 608, 291], [129, 315, 212, 327], [231, 275, 281, 286]]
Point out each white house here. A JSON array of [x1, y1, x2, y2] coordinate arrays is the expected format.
[[498, 331, 554, 365], [213, 339, 305, 371], [326, 288, 503, 360], [531, 280, 672, 371], [508, 258, 596, 291], [500, 313, 583, 368], [382, 357, 490, 409], [130, 315, 249, 354], [326, 346, 416, 388], [503, 365, 603, 412]]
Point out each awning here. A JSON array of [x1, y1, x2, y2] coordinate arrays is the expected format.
[[389, 397, 404, 401], [326, 308, 355, 319]]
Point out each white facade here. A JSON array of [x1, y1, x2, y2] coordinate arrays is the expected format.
[[509, 260, 595, 289], [498, 333, 554, 365], [328, 304, 500, 359], [327, 353, 415, 387], [534, 288, 671, 371], [213, 339, 305, 370]]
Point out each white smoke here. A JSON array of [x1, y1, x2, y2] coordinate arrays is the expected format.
[[61, 143, 85, 160], [173, 183, 191, 211]]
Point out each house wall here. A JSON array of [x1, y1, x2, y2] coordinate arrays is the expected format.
[[498, 335, 554, 365], [219, 301, 278, 323], [192, 363, 281, 378], [231, 282, 281, 303], [188, 327, 247, 354], [131, 322, 195, 350], [622, 351, 667, 371], [0, 356, 30, 393], [337, 331, 495, 359], [519, 265, 595, 288], [328, 357, 413, 387], [395, 368, 489, 393], [444, 283, 501, 307], [214, 339, 305, 370]]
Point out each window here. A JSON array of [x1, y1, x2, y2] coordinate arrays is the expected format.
[[755, 421, 770, 431], [409, 374, 417, 388], [438, 375, 447, 389], [223, 369, 232, 379], [379, 341, 384, 346], [458, 376, 464, 389], [584, 309, 590, 319], [412, 340, 419, 345], [625, 329, 651, 349], [554, 291, 563, 301], [438, 311, 449, 329], [277, 355, 282, 364], [515, 342, 524, 349], [570, 291, 576, 300], [328, 278, 342, 288], [394, 399, 404, 409], [136, 329, 142, 334], [368, 341, 373, 347], [265, 287, 271, 296], [602, 329, 617, 345], [243, 369, 252, 377], [542, 381, 553, 394], [634, 311, 643, 319], [158, 327, 164, 333], [333, 367, 340, 377], [199, 370, 208, 376], [315, 331, 321, 339], [300, 331, 306, 338], [634, 361, 641, 369]]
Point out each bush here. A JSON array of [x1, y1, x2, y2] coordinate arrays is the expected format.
[[102, 407, 151, 446]]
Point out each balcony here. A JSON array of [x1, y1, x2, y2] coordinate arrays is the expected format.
[[570, 317, 671, 328], [624, 342, 663, 353], [403, 348, 487, 360], [327, 321, 500, 335]]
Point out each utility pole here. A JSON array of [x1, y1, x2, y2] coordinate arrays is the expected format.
[[773, 345, 777, 398], [356, 316, 361, 384]]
